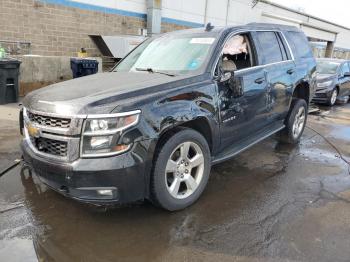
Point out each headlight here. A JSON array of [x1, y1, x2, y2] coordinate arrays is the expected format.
[[317, 80, 333, 88], [81, 110, 140, 157]]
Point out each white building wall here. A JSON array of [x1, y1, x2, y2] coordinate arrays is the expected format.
[[204, 0, 228, 26], [72, 0, 350, 49], [73, 0, 147, 14], [162, 0, 205, 25]]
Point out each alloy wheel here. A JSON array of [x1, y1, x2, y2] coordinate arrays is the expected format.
[[330, 89, 338, 105], [165, 141, 205, 199], [292, 106, 306, 139]]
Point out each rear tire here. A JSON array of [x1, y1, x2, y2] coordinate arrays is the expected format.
[[279, 99, 307, 144], [151, 129, 211, 211]]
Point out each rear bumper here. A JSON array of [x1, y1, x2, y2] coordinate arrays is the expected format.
[[21, 139, 154, 205]]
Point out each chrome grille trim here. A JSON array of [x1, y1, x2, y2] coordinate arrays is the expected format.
[[27, 111, 71, 128], [25, 108, 85, 136], [23, 107, 83, 161], [22, 107, 141, 161], [31, 137, 68, 157], [24, 108, 87, 119]]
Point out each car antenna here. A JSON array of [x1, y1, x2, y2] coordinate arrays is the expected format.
[[205, 22, 214, 31]]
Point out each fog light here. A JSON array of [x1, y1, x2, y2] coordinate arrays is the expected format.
[[97, 189, 113, 196]]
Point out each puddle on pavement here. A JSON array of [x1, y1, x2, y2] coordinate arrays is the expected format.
[[1, 105, 350, 261], [330, 125, 350, 141], [282, 201, 350, 262], [309, 104, 350, 126], [0, 138, 347, 262]]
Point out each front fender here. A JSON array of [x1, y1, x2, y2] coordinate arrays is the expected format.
[[150, 86, 220, 147], [122, 82, 220, 199]]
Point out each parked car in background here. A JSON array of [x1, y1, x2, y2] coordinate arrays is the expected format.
[[313, 58, 350, 106], [20, 23, 316, 211]]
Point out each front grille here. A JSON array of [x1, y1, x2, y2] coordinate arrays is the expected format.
[[315, 93, 327, 98], [28, 111, 71, 128], [32, 137, 68, 157]]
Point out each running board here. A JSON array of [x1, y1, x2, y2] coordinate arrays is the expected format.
[[212, 123, 285, 165]]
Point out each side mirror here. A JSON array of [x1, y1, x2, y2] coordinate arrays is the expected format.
[[220, 71, 232, 82], [220, 69, 244, 97], [344, 72, 350, 77]]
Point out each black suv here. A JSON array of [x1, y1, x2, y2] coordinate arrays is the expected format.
[[313, 58, 350, 106], [20, 23, 316, 211]]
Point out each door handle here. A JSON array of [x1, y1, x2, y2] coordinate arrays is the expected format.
[[254, 77, 265, 84], [287, 68, 295, 75]]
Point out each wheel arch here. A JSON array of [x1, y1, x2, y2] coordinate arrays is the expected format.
[[144, 114, 216, 200], [292, 81, 310, 104], [335, 84, 340, 94], [158, 116, 214, 154]]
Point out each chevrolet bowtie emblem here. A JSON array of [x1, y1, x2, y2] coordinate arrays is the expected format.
[[27, 123, 40, 138]]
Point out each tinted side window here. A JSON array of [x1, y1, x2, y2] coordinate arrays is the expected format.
[[341, 62, 350, 74], [276, 33, 291, 60], [256, 31, 283, 64], [285, 31, 313, 58]]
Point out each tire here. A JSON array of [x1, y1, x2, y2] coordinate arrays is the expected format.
[[279, 99, 308, 144], [151, 128, 211, 211], [327, 88, 338, 106]]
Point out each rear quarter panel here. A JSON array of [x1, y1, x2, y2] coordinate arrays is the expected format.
[[284, 30, 317, 103]]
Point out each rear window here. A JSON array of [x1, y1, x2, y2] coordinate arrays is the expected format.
[[285, 31, 313, 59], [256, 31, 284, 64]]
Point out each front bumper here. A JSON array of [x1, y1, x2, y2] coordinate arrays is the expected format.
[[21, 139, 153, 205], [311, 87, 333, 103]]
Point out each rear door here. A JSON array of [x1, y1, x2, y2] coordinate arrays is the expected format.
[[253, 31, 295, 124]]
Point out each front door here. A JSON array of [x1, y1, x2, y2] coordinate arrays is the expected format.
[[215, 31, 269, 151], [218, 67, 268, 150], [339, 62, 350, 97]]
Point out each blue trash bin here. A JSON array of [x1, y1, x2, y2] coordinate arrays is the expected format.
[[70, 58, 99, 78]]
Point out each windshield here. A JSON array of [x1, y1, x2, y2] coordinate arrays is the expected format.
[[317, 61, 340, 74], [114, 34, 217, 75]]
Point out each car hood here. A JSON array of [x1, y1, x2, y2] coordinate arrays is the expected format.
[[316, 73, 337, 82], [23, 71, 190, 115]]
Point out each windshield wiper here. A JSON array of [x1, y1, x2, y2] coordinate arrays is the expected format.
[[135, 67, 176, 77]]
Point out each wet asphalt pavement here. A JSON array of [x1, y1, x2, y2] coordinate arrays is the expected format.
[[0, 103, 350, 262]]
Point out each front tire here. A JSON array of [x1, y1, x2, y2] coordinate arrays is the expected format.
[[151, 129, 211, 211], [279, 99, 307, 144], [327, 88, 338, 106]]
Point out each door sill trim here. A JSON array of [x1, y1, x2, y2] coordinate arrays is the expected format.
[[212, 124, 285, 165]]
